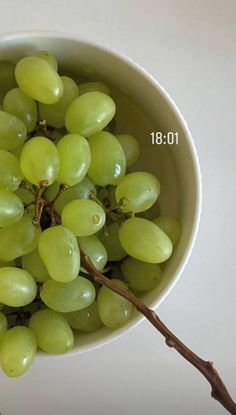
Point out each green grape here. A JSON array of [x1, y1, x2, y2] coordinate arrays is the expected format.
[[3, 88, 37, 133], [43, 181, 60, 202], [38, 225, 80, 283], [0, 326, 36, 377], [39, 76, 79, 128], [15, 57, 63, 104], [0, 190, 24, 226], [0, 150, 23, 191], [65, 91, 116, 137], [0, 267, 37, 306], [0, 110, 27, 151], [99, 222, 127, 261], [29, 309, 74, 354], [0, 259, 15, 267], [115, 172, 160, 213], [15, 186, 35, 205], [119, 217, 173, 263], [65, 301, 103, 332], [32, 50, 58, 71], [54, 177, 96, 215], [138, 200, 161, 220], [116, 134, 140, 167], [88, 131, 126, 186], [40, 276, 96, 313], [22, 249, 50, 283], [20, 136, 60, 186], [97, 279, 133, 328], [0, 61, 17, 95], [153, 216, 181, 247], [78, 82, 110, 95], [78, 235, 107, 271], [0, 312, 7, 340], [50, 129, 64, 143], [0, 216, 40, 261], [61, 199, 106, 237], [57, 134, 91, 186], [11, 142, 24, 159], [121, 257, 162, 291]]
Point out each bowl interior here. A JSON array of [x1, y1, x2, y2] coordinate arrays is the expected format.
[[0, 32, 201, 354]]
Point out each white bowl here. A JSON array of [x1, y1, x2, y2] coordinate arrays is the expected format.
[[0, 31, 202, 355]]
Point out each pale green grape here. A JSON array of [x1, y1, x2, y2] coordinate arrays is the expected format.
[[119, 217, 173, 263], [3, 88, 37, 132], [20, 136, 60, 186], [15, 186, 35, 205], [65, 301, 103, 332], [88, 131, 126, 186], [22, 249, 50, 283], [97, 279, 133, 328], [40, 276, 96, 313], [99, 222, 126, 261], [153, 216, 181, 247], [39, 76, 79, 128], [50, 129, 64, 143], [57, 134, 91, 186], [33, 50, 58, 71], [29, 309, 74, 354], [38, 225, 80, 283], [0, 259, 15, 267], [78, 82, 110, 95], [0, 190, 24, 226], [65, 91, 116, 137], [61, 199, 106, 237], [54, 177, 96, 215], [0, 312, 7, 340], [0, 150, 23, 191], [43, 181, 60, 202], [115, 172, 160, 213], [116, 134, 140, 167], [138, 200, 160, 220], [11, 142, 24, 159], [0, 327, 36, 377], [0, 61, 16, 95], [15, 57, 64, 104], [0, 110, 27, 150], [78, 235, 107, 271], [0, 267, 37, 306], [121, 257, 162, 291], [0, 216, 40, 261]]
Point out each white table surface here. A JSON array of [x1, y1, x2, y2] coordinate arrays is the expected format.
[[0, 1, 235, 414]]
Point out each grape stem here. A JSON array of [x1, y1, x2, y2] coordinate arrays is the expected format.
[[33, 181, 48, 226], [81, 252, 236, 414]]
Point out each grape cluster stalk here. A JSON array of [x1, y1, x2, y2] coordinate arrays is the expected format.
[[81, 253, 236, 415]]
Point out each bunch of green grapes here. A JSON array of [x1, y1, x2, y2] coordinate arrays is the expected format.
[[0, 50, 181, 377]]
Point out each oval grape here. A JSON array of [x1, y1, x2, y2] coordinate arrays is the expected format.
[[29, 309, 74, 354], [38, 225, 80, 283], [0, 190, 24, 227], [57, 134, 91, 186], [119, 217, 173, 263], [0, 327, 36, 377], [65, 91, 116, 137], [0, 267, 37, 307], [121, 257, 162, 291], [3, 88, 37, 132], [15, 57, 63, 104], [65, 301, 103, 332], [0, 150, 23, 191]]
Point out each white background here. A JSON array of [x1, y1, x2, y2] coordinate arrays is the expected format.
[[0, 1, 235, 414]]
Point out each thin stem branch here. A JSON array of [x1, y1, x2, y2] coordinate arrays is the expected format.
[[81, 252, 236, 415], [32, 181, 48, 226]]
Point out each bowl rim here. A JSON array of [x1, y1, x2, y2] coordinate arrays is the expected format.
[[0, 30, 202, 357]]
